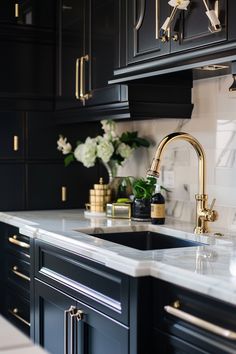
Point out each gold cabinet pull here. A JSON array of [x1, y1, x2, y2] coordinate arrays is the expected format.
[[75, 58, 80, 99], [12, 265, 30, 281], [64, 306, 76, 354], [8, 235, 30, 249], [155, 0, 159, 39], [13, 135, 19, 151], [15, 3, 19, 17], [61, 186, 67, 202], [9, 308, 30, 327], [80, 54, 92, 104], [164, 303, 236, 340], [135, 0, 145, 31]]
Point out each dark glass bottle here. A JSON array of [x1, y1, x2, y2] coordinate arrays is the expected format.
[[151, 185, 165, 225]]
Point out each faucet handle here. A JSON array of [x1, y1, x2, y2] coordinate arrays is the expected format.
[[207, 198, 218, 222], [209, 198, 216, 212]]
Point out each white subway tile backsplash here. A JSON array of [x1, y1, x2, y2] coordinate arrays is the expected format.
[[115, 74, 236, 228]]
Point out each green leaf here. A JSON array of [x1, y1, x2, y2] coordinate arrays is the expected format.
[[64, 153, 75, 167], [120, 131, 150, 148]]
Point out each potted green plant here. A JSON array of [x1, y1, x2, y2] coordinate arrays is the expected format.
[[131, 177, 156, 220]]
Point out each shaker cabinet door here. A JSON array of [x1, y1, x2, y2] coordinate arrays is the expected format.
[[127, 0, 170, 64], [26, 163, 99, 210], [0, 163, 25, 211], [0, 0, 56, 29], [0, 112, 24, 159]]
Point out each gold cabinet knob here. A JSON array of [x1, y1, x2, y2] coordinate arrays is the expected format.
[[172, 34, 179, 41]]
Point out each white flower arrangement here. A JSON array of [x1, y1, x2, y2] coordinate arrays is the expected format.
[[57, 120, 150, 180]]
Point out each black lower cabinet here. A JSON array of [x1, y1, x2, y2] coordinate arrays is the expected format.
[[34, 279, 129, 354]]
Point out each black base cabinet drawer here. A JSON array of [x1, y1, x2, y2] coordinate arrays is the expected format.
[[153, 328, 207, 354], [35, 240, 129, 325], [35, 279, 129, 354], [6, 290, 30, 336], [153, 279, 236, 354]]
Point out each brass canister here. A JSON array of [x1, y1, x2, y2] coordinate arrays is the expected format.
[[86, 178, 111, 212]]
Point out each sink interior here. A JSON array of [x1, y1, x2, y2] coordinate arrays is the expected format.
[[88, 231, 203, 251]]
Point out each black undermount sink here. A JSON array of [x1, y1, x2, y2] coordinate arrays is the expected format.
[[89, 231, 203, 251]]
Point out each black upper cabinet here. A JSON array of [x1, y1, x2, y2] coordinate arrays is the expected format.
[[127, 0, 170, 64], [0, 112, 24, 159], [171, 0, 227, 53], [113, 0, 230, 81], [0, 1, 56, 28], [56, 0, 126, 116]]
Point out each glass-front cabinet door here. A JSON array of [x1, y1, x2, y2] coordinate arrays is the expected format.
[[0, 0, 55, 28]]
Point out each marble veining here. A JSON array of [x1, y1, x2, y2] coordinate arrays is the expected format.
[[2, 210, 236, 306]]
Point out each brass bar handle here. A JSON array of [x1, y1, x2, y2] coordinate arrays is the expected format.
[[64, 306, 76, 354], [9, 308, 30, 327], [80, 55, 91, 104], [8, 235, 30, 249], [13, 135, 19, 151], [155, 0, 159, 39], [75, 58, 80, 100], [135, 0, 145, 31], [12, 266, 30, 281], [61, 186, 67, 202], [73, 309, 84, 354], [164, 304, 236, 340], [15, 3, 19, 18]]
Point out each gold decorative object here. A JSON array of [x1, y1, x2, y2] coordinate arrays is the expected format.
[[85, 178, 111, 213]]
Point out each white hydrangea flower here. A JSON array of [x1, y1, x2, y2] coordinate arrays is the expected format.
[[57, 135, 72, 155], [97, 137, 114, 163], [101, 120, 117, 139], [116, 143, 134, 159], [74, 137, 97, 168]]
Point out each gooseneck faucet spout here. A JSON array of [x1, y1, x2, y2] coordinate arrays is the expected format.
[[147, 132, 218, 234]]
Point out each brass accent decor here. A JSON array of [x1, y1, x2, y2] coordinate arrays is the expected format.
[[86, 178, 111, 213], [9, 308, 30, 327], [147, 132, 218, 234], [12, 266, 30, 281], [15, 3, 19, 17]]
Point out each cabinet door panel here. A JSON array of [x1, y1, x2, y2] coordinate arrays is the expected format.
[[27, 163, 98, 209], [0, 112, 24, 159], [0, 164, 25, 211], [0, 0, 56, 28], [76, 299, 129, 354], [84, 0, 122, 107], [127, 0, 170, 64], [0, 40, 54, 100], [56, 0, 84, 110], [35, 279, 76, 354], [171, 0, 227, 53]]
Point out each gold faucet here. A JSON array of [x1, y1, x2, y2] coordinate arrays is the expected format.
[[147, 132, 218, 234]]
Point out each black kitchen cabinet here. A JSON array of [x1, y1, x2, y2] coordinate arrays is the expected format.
[[113, 0, 230, 82], [0, 1, 56, 28], [2, 224, 31, 336], [35, 280, 129, 354], [170, 0, 227, 53], [0, 112, 24, 159], [56, 0, 126, 117], [126, 0, 170, 65], [153, 279, 236, 353], [0, 163, 25, 211], [26, 162, 98, 210]]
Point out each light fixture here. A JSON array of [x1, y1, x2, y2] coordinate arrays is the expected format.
[[229, 62, 236, 92]]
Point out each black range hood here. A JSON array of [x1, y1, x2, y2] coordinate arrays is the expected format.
[[123, 70, 194, 120]]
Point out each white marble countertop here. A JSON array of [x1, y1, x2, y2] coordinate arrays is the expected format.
[[0, 315, 47, 353], [1, 209, 236, 306]]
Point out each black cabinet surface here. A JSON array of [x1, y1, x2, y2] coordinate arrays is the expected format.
[[35, 279, 129, 354], [56, 0, 126, 119], [0, 0, 56, 28], [153, 279, 236, 354], [126, 0, 170, 65], [0, 112, 24, 159], [2, 224, 31, 336]]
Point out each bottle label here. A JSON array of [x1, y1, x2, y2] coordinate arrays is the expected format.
[[151, 204, 165, 218]]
